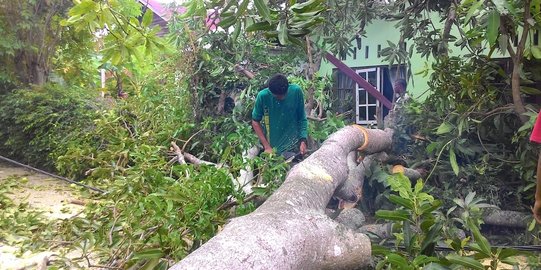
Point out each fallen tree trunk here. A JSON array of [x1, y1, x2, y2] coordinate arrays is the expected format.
[[169, 126, 393, 270], [482, 209, 531, 228]]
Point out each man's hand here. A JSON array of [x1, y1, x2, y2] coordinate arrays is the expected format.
[[299, 141, 307, 155], [264, 146, 273, 154], [534, 199, 541, 224]]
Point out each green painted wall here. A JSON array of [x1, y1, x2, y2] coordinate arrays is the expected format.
[[319, 17, 520, 101]]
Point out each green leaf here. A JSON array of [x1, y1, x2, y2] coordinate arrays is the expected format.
[[420, 222, 443, 255], [142, 8, 153, 28], [245, 21, 274, 32], [468, 219, 491, 256], [486, 10, 500, 46], [132, 248, 164, 260], [449, 148, 459, 176], [426, 142, 438, 154], [386, 253, 410, 269], [232, 20, 241, 42], [412, 255, 439, 267], [252, 186, 268, 196], [376, 209, 411, 222], [254, 0, 271, 23], [404, 222, 413, 251], [278, 20, 288, 45], [436, 122, 454, 135], [371, 244, 392, 256], [140, 258, 160, 270], [531, 46, 541, 59], [221, 146, 232, 161], [111, 51, 122, 65], [69, 0, 97, 17], [388, 194, 414, 210], [446, 254, 484, 270], [464, 0, 483, 24], [218, 16, 237, 28], [497, 248, 520, 260], [498, 33, 508, 54], [420, 200, 442, 216], [238, 0, 250, 15], [528, 218, 537, 231], [291, 0, 324, 13], [464, 191, 475, 205]]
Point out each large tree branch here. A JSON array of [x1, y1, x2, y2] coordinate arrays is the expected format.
[[169, 126, 393, 269]]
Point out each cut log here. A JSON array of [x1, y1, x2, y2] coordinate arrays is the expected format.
[[359, 223, 393, 240], [169, 126, 393, 269], [334, 208, 366, 230], [482, 209, 531, 228]]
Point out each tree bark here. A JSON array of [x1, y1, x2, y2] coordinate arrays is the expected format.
[[169, 126, 393, 270], [217, 90, 226, 115], [482, 209, 531, 228], [502, 0, 530, 123]]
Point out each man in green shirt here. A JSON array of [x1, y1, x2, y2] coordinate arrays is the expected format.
[[251, 74, 308, 156]]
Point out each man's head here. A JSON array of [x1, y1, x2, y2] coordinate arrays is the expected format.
[[393, 78, 407, 94], [268, 74, 289, 100]]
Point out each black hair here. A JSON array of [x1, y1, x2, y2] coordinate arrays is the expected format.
[[268, 74, 289, 95], [394, 78, 407, 89]]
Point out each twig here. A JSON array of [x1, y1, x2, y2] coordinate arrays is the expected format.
[[105, 238, 127, 266], [109, 205, 119, 246], [89, 264, 121, 269], [139, 225, 160, 241], [49, 240, 75, 250], [234, 64, 255, 79], [217, 193, 260, 211], [183, 151, 216, 166], [181, 129, 205, 152], [425, 139, 455, 183], [171, 142, 187, 165], [122, 119, 135, 138], [307, 110, 352, 122], [69, 209, 86, 219], [67, 199, 87, 206]]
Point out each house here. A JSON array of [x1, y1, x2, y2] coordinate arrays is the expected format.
[[137, 0, 218, 36], [318, 17, 536, 125], [138, 0, 177, 36]]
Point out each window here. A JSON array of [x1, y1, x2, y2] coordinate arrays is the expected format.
[[356, 68, 381, 124]]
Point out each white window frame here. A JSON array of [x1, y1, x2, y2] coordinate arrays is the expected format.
[[355, 68, 381, 125]]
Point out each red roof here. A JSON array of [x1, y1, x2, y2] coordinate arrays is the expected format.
[[138, 0, 186, 21], [138, 0, 218, 30]]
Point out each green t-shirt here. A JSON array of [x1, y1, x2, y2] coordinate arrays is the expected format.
[[252, 84, 308, 154]]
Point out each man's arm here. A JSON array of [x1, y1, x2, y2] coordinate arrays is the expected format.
[[251, 92, 272, 153], [252, 120, 272, 153]]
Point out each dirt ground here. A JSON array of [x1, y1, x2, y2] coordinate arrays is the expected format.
[[0, 161, 86, 270]]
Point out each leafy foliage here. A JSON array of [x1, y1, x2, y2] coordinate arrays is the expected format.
[[392, 56, 538, 210], [0, 0, 72, 86], [0, 84, 100, 174], [0, 176, 53, 254], [373, 173, 525, 270]]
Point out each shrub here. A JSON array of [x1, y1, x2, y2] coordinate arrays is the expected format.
[[0, 84, 100, 174]]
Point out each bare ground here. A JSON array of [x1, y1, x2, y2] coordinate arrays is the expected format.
[[0, 161, 89, 270]]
